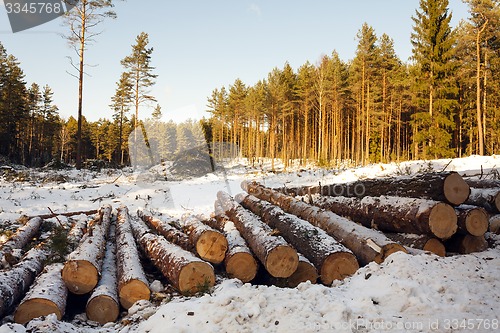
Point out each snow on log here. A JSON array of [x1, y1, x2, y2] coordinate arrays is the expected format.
[[465, 188, 500, 213], [463, 178, 500, 189], [0, 246, 49, 319], [445, 234, 488, 254], [0, 217, 43, 266], [282, 172, 470, 206], [61, 205, 112, 295], [236, 193, 359, 284], [385, 233, 446, 257], [116, 206, 150, 309], [129, 216, 215, 295], [490, 215, 500, 234], [217, 191, 299, 278], [207, 202, 258, 283], [179, 214, 228, 265], [14, 263, 68, 325], [86, 223, 119, 325], [455, 206, 489, 237], [311, 195, 458, 240], [66, 215, 90, 252], [242, 181, 407, 266], [138, 210, 194, 253], [30, 209, 98, 220]]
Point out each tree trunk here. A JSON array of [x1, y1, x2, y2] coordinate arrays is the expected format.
[[217, 191, 299, 278], [312, 195, 457, 240], [282, 172, 470, 206], [14, 263, 68, 325], [1, 217, 43, 266], [0, 246, 48, 319], [445, 234, 488, 254], [236, 194, 359, 285], [61, 205, 112, 295], [129, 216, 215, 295], [30, 209, 98, 220], [209, 202, 258, 283], [385, 233, 445, 257], [180, 214, 228, 265], [116, 206, 150, 309], [241, 181, 407, 266], [465, 188, 500, 213], [489, 214, 500, 234], [455, 205, 489, 237], [66, 215, 90, 252], [86, 223, 119, 325]]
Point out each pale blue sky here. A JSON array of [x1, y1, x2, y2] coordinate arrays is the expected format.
[[0, 0, 470, 123]]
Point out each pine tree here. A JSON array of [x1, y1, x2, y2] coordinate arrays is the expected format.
[[111, 72, 133, 165]]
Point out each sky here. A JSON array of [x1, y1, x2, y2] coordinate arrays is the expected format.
[[0, 0, 470, 123]]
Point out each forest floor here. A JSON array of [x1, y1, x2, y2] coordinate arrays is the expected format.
[[0, 155, 499, 333]]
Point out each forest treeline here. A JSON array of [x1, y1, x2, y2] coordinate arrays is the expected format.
[[0, 0, 499, 168]]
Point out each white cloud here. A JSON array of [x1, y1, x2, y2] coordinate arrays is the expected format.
[[248, 3, 262, 17]]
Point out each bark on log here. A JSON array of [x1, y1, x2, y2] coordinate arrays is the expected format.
[[464, 178, 500, 189], [465, 188, 500, 213], [66, 216, 90, 252], [490, 215, 500, 234], [445, 234, 488, 254], [236, 193, 359, 284], [29, 209, 98, 220], [61, 205, 112, 295], [180, 215, 228, 265], [242, 181, 407, 266], [116, 206, 150, 309], [0, 246, 49, 319], [14, 263, 68, 325], [208, 203, 258, 283], [217, 191, 299, 278], [129, 217, 215, 295], [282, 172, 470, 206], [311, 195, 458, 240], [86, 223, 119, 325], [385, 233, 446, 257], [455, 206, 489, 237], [0, 217, 43, 266]]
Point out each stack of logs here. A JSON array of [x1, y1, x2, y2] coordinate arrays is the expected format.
[[1, 172, 499, 327]]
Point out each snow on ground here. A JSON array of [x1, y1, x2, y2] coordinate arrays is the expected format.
[[0, 155, 499, 332]]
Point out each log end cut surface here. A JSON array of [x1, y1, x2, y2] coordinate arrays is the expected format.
[[459, 235, 488, 254], [86, 295, 119, 325], [464, 209, 489, 236], [196, 230, 228, 264], [375, 244, 408, 264], [443, 173, 470, 205], [286, 261, 318, 288], [14, 298, 63, 325], [226, 252, 258, 283], [320, 252, 359, 285], [428, 203, 458, 239], [61, 260, 98, 295], [265, 245, 299, 278], [423, 238, 446, 257], [178, 262, 215, 295], [119, 280, 151, 310]]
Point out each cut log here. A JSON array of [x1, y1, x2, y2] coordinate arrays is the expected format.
[[66, 215, 90, 251], [282, 172, 470, 206], [116, 206, 150, 309], [180, 215, 228, 264], [242, 181, 408, 266], [29, 209, 98, 220], [445, 234, 488, 254], [311, 195, 457, 240], [1, 217, 43, 267], [208, 203, 258, 283], [285, 254, 318, 288], [490, 215, 500, 234], [385, 233, 446, 257], [0, 246, 49, 319], [86, 223, 119, 325], [61, 205, 112, 295], [464, 178, 500, 189], [217, 191, 299, 278], [14, 263, 68, 325], [465, 188, 500, 213], [455, 206, 489, 237], [129, 217, 215, 295], [138, 210, 194, 253], [236, 193, 359, 284]]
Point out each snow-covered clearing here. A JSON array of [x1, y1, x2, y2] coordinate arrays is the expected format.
[[0, 156, 499, 333]]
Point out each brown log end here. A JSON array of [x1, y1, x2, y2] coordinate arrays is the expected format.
[[428, 203, 458, 239], [86, 295, 119, 325], [196, 230, 228, 264], [490, 215, 500, 234], [320, 252, 359, 285], [265, 245, 299, 278], [463, 208, 489, 236], [375, 243, 408, 264], [495, 193, 500, 212], [118, 279, 151, 310], [423, 238, 446, 257], [178, 261, 215, 295], [286, 260, 318, 288], [14, 298, 63, 325], [443, 173, 470, 205], [225, 252, 258, 283], [457, 235, 488, 254], [61, 260, 98, 295]]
